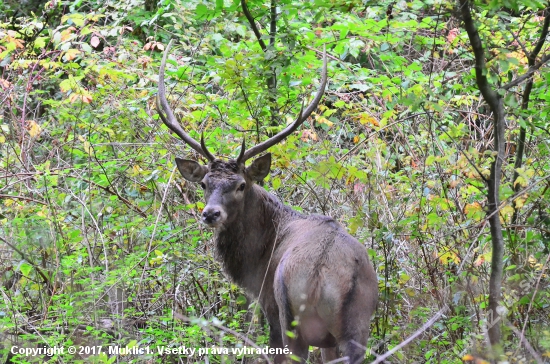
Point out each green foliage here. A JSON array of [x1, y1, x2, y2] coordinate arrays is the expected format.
[[1, 0, 550, 363]]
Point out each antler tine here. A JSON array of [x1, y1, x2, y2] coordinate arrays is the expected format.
[[236, 138, 246, 164], [200, 133, 216, 162], [157, 39, 214, 161], [241, 46, 328, 162]]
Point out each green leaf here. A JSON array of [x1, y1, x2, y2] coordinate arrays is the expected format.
[[196, 4, 209, 16], [236, 294, 247, 305], [272, 177, 281, 190], [20, 262, 32, 277], [425, 155, 436, 166]]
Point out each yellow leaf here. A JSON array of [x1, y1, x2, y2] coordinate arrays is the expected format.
[[439, 248, 460, 265], [64, 49, 80, 61], [60, 27, 76, 42], [474, 252, 491, 267], [27, 120, 42, 138], [40, 60, 60, 70], [316, 116, 333, 128], [514, 175, 527, 187], [83, 141, 92, 155], [464, 202, 482, 219], [514, 196, 526, 209], [404, 287, 416, 297], [4, 34, 25, 50], [358, 113, 380, 126], [500, 205, 514, 223], [4, 198, 14, 207], [353, 135, 359, 143], [507, 51, 527, 65], [300, 129, 317, 142]]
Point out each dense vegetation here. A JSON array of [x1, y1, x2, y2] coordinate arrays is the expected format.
[[1, 0, 549, 363]]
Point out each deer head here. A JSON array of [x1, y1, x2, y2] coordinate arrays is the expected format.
[[157, 40, 327, 229]]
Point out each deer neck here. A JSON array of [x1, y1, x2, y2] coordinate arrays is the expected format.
[[213, 184, 297, 295]]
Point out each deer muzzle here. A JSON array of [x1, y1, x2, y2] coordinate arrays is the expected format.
[[201, 205, 226, 228]]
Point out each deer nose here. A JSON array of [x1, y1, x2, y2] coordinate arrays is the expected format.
[[202, 207, 221, 224]]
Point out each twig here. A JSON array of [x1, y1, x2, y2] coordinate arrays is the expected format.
[[506, 320, 544, 364], [519, 251, 550, 360], [0, 194, 46, 205], [370, 305, 448, 364], [0, 236, 51, 287], [501, 52, 550, 90], [172, 312, 273, 364]]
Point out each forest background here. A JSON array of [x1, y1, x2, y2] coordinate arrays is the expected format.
[[1, 0, 550, 363]]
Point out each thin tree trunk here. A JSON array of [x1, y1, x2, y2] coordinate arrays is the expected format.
[[511, 8, 550, 228], [459, 0, 505, 351]]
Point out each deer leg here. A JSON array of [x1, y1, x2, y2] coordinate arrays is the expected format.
[[267, 321, 287, 364], [274, 258, 305, 363], [289, 334, 309, 363], [267, 323, 308, 364], [321, 347, 338, 363], [278, 307, 309, 363], [340, 339, 367, 364]]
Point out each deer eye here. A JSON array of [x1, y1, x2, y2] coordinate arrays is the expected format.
[[200, 182, 206, 189], [237, 183, 246, 192]]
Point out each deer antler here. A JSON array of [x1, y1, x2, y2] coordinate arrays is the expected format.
[[157, 39, 215, 162], [239, 47, 328, 163], [158, 40, 328, 164]]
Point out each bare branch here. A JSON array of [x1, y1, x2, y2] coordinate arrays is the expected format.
[[241, 0, 267, 51], [501, 52, 550, 90], [0, 236, 51, 288], [528, 7, 550, 63], [370, 305, 449, 364], [503, 8, 550, 91], [512, 6, 550, 225], [506, 321, 544, 364]]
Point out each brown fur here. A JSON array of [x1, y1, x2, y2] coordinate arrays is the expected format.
[[176, 156, 378, 364]]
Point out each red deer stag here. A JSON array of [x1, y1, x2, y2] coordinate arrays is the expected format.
[[157, 40, 378, 364]]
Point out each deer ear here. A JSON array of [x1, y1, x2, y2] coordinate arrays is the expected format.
[[246, 153, 271, 182], [175, 158, 208, 182]]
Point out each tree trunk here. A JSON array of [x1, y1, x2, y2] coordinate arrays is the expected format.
[[459, 0, 505, 352]]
